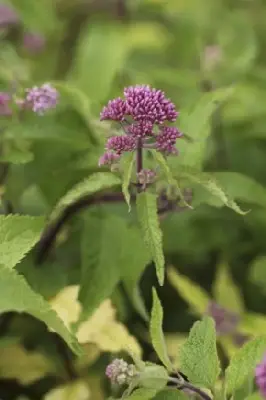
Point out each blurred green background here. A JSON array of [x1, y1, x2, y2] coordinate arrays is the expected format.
[[1, 0, 266, 398]]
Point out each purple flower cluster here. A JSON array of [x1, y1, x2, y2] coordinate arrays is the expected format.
[[25, 83, 59, 115], [23, 32, 46, 54], [0, 92, 12, 116], [99, 85, 181, 167], [0, 4, 19, 28], [207, 302, 240, 335], [256, 354, 266, 397], [105, 358, 136, 386]]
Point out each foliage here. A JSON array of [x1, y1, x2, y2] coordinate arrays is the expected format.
[[1, 0, 266, 398]]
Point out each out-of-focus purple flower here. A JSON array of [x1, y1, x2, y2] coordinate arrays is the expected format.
[[138, 169, 157, 186], [25, 83, 59, 115], [0, 92, 12, 116], [207, 302, 240, 335], [124, 85, 178, 124], [256, 353, 266, 397], [98, 151, 120, 167], [156, 126, 182, 154], [127, 121, 153, 138], [105, 358, 136, 386], [100, 98, 127, 121], [0, 4, 19, 28], [106, 135, 136, 154], [23, 32, 46, 54], [232, 332, 250, 348]]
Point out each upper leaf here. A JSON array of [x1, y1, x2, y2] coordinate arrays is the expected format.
[[179, 316, 220, 389], [150, 288, 173, 371], [213, 262, 244, 314], [78, 211, 131, 320], [167, 267, 210, 315], [51, 172, 121, 220], [154, 390, 188, 400], [124, 388, 158, 400], [136, 192, 165, 285], [0, 264, 81, 354], [225, 335, 266, 394], [0, 215, 45, 269], [122, 153, 135, 212]]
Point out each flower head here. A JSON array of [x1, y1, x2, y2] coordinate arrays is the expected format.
[[106, 135, 136, 154], [105, 358, 136, 386], [207, 302, 239, 335], [124, 85, 178, 124], [100, 98, 127, 121], [256, 353, 266, 397], [156, 126, 182, 154], [98, 151, 120, 167], [0, 92, 12, 116], [138, 169, 157, 186], [25, 83, 59, 115]]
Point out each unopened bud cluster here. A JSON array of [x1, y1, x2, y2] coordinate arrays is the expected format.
[[105, 358, 136, 386], [98, 85, 182, 168]]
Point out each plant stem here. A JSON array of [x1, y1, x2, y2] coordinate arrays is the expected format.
[[181, 382, 212, 400], [136, 138, 143, 192]]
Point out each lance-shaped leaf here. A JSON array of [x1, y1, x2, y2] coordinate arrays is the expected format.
[[136, 192, 165, 285], [150, 289, 173, 371], [122, 153, 135, 211]]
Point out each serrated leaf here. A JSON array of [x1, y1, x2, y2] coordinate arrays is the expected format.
[[51, 173, 121, 220], [136, 192, 165, 285], [225, 336, 266, 394], [122, 153, 135, 211], [69, 22, 128, 103], [172, 87, 234, 169], [150, 289, 172, 371], [124, 388, 158, 400], [0, 215, 45, 269], [179, 169, 247, 215], [179, 317, 220, 389], [0, 264, 81, 354], [167, 267, 210, 315], [78, 212, 131, 320], [44, 380, 90, 400], [213, 263, 244, 313]]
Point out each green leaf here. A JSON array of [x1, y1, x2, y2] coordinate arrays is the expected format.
[[150, 289, 172, 371], [0, 215, 45, 269], [122, 226, 151, 321], [0, 141, 34, 165], [138, 365, 169, 391], [122, 153, 135, 212], [51, 172, 121, 220], [154, 390, 188, 400], [172, 87, 234, 169], [225, 335, 266, 394], [179, 316, 220, 389], [179, 169, 247, 215], [213, 262, 244, 313], [136, 192, 165, 285], [124, 388, 158, 400], [78, 211, 131, 320], [0, 264, 81, 354], [69, 22, 128, 103], [167, 267, 210, 315], [212, 172, 266, 209]]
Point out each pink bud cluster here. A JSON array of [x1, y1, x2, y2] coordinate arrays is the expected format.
[[105, 358, 136, 386], [98, 85, 182, 168]]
